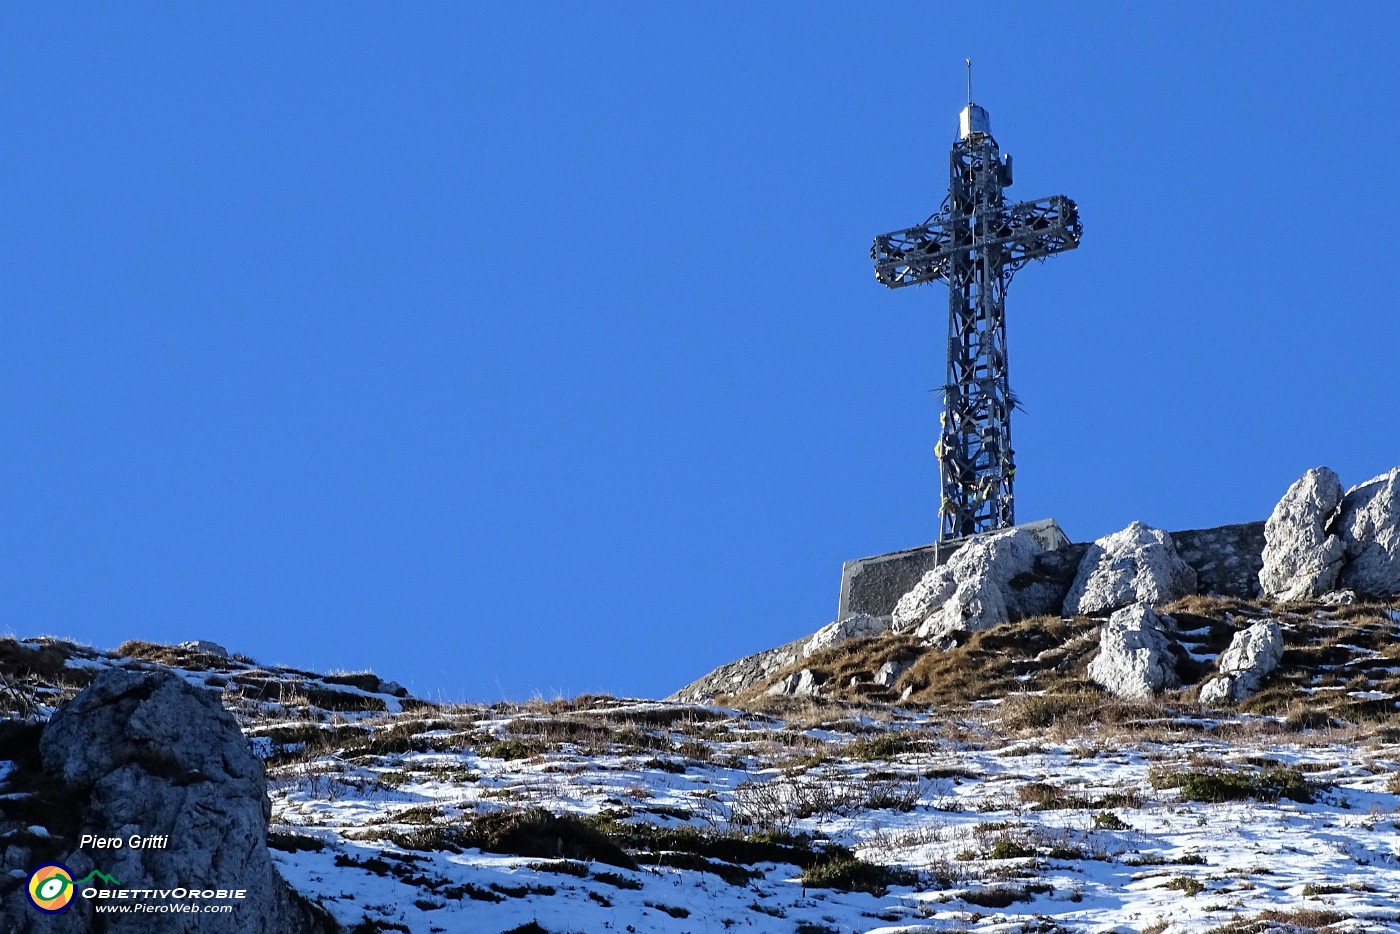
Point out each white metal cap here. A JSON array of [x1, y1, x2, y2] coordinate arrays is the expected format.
[[959, 104, 992, 140]]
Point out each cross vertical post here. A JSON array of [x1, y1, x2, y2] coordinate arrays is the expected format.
[[872, 94, 1081, 542]]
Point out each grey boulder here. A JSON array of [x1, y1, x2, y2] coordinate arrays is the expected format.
[[3, 668, 335, 934], [1335, 467, 1400, 598], [891, 528, 1060, 642], [873, 658, 911, 688], [1087, 604, 1178, 699], [1198, 619, 1285, 704], [766, 668, 822, 697], [803, 613, 890, 658], [1064, 521, 1198, 615], [1258, 467, 1346, 601]]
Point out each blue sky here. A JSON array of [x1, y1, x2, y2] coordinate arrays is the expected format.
[[3, 5, 1397, 701]]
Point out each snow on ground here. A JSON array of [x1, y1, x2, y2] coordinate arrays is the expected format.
[[260, 699, 1400, 934], [6, 632, 1400, 932]]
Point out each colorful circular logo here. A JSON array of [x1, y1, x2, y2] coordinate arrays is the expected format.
[[27, 863, 75, 913]]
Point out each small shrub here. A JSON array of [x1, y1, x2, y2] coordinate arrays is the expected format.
[[1123, 852, 1205, 867], [1149, 766, 1313, 803], [1255, 908, 1346, 928], [1284, 708, 1334, 731], [961, 882, 1053, 908], [525, 860, 588, 877], [491, 882, 555, 898], [644, 902, 690, 918], [348, 921, 411, 934], [591, 871, 643, 890], [799, 857, 914, 896], [463, 808, 635, 869], [846, 733, 912, 761], [1017, 781, 1096, 810], [484, 738, 548, 761], [267, 830, 327, 852], [1164, 875, 1204, 896], [1000, 693, 1088, 730], [1093, 811, 1130, 831]]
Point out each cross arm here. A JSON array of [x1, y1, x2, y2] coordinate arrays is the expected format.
[[996, 194, 1082, 270], [871, 194, 1082, 288], [871, 210, 956, 288]]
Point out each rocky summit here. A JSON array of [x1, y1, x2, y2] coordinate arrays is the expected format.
[[674, 465, 1400, 706], [1, 466, 1399, 933]]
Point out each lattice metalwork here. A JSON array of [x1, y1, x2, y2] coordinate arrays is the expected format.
[[872, 101, 1081, 541]]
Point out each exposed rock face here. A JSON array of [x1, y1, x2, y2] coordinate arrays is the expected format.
[[1335, 468, 1400, 598], [873, 659, 911, 688], [1258, 467, 1346, 601], [1087, 604, 1178, 699], [667, 635, 807, 703], [766, 668, 822, 697], [1064, 522, 1198, 615], [177, 639, 229, 658], [0, 669, 334, 934], [891, 528, 1061, 642], [1199, 620, 1285, 704], [803, 614, 890, 658]]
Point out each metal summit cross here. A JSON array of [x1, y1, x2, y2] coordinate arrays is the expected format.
[[872, 64, 1082, 542]]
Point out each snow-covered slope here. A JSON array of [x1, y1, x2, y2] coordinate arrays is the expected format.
[[4, 616, 1400, 933]]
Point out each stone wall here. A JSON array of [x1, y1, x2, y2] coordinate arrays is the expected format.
[[837, 541, 960, 620], [1171, 521, 1267, 599]]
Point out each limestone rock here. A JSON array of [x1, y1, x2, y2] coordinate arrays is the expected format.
[[177, 639, 229, 658], [873, 659, 911, 688], [1335, 467, 1400, 598], [891, 528, 1061, 642], [667, 637, 806, 703], [1198, 620, 1284, 704], [1087, 604, 1178, 699], [766, 668, 822, 697], [1258, 467, 1346, 601], [803, 613, 890, 658], [1064, 521, 1198, 615], [1, 668, 335, 934]]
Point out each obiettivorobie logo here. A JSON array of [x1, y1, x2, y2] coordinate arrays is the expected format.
[[26, 860, 248, 916], [26, 864, 121, 913]]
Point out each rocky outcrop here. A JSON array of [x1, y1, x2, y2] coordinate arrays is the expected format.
[[0, 669, 335, 934], [1064, 522, 1198, 615], [765, 668, 822, 697], [1258, 467, 1346, 601], [667, 635, 807, 703], [802, 614, 890, 658], [177, 639, 229, 658], [891, 528, 1061, 642], [873, 658, 911, 688], [1087, 604, 1178, 699], [1198, 620, 1285, 704], [1335, 468, 1400, 598], [669, 614, 895, 703]]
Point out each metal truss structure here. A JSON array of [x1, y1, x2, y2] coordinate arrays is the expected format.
[[872, 99, 1081, 541]]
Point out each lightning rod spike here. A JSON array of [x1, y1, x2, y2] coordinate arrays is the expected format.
[[966, 58, 973, 106]]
